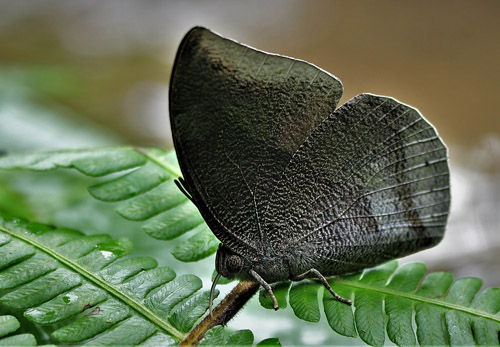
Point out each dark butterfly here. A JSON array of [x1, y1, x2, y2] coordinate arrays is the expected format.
[[169, 27, 450, 312]]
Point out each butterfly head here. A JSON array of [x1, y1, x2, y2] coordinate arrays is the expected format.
[[214, 243, 289, 283], [209, 243, 253, 316], [215, 243, 251, 279]]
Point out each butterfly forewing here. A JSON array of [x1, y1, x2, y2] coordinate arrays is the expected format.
[[264, 94, 450, 275], [169, 27, 344, 259]]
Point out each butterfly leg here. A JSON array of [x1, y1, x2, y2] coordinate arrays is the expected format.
[[174, 177, 193, 201], [249, 269, 279, 310], [294, 268, 352, 305]]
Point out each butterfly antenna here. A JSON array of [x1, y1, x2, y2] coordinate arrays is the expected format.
[[209, 272, 222, 318], [174, 177, 193, 201]]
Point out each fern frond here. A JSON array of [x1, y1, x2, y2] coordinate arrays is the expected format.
[[0, 148, 218, 262], [0, 213, 218, 345], [259, 261, 500, 346]]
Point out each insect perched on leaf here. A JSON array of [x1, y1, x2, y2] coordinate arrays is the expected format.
[[169, 27, 450, 313]]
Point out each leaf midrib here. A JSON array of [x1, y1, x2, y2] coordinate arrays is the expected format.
[[134, 147, 182, 177], [338, 278, 500, 323], [0, 225, 186, 341]]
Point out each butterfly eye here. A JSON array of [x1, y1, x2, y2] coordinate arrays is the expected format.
[[225, 255, 243, 274]]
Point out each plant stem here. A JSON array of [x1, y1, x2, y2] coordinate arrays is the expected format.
[[179, 281, 259, 346]]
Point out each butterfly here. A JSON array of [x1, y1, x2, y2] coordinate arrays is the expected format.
[[169, 27, 450, 313]]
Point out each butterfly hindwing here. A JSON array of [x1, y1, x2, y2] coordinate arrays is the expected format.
[[264, 94, 450, 275]]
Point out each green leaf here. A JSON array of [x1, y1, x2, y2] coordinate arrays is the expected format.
[[2, 268, 82, 309], [323, 280, 356, 338], [414, 271, 453, 346], [26, 284, 107, 325], [172, 224, 219, 262], [73, 151, 146, 177], [0, 315, 20, 337], [138, 332, 176, 346], [471, 288, 500, 346], [260, 261, 500, 346], [0, 148, 219, 262], [168, 290, 218, 333], [0, 254, 58, 289], [143, 200, 204, 240], [0, 148, 144, 174], [199, 326, 268, 346], [384, 262, 426, 346], [84, 315, 156, 346], [225, 329, 254, 346], [0, 334, 36, 346], [145, 274, 202, 317], [51, 299, 131, 343], [289, 280, 321, 322], [256, 337, 282, 346], [0, 315, 36, 346], [115, 180, 186, 221], [444, 277, 482, 346], [89, 160, 170, 202], [198, 326, 226, 346], [0, 213, 215, 345], [259, 281, 291, 310]]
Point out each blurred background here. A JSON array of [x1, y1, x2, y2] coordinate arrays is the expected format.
[[0, 0, 499, 345]]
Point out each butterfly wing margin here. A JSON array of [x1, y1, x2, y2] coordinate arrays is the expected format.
[[169, 27, 344, 258], [264, 94, 450, 274]]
